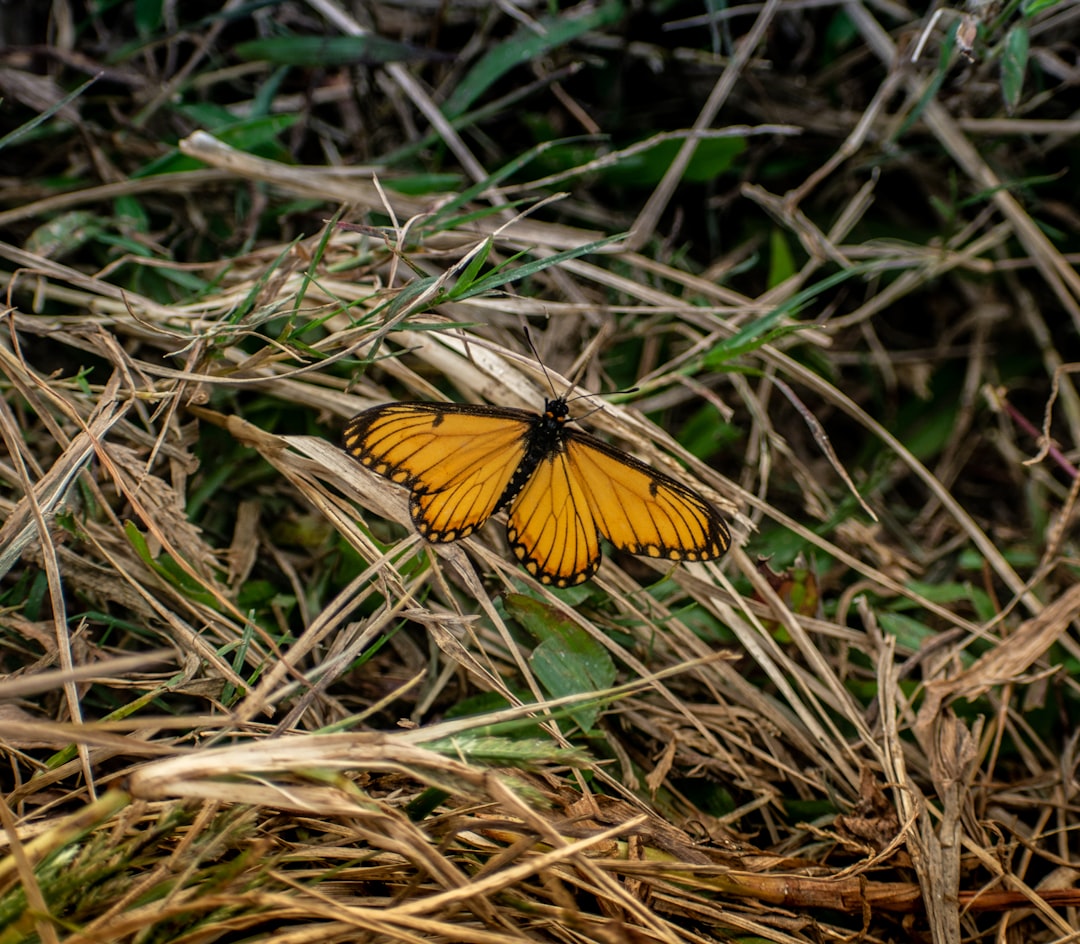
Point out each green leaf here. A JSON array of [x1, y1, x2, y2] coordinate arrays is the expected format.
[[427, 735, 587, 769], [599, 135, 745, 187], [133, 114, 299, 178], [902, 581, 997, 623], [444, 234, 624, 302], [134, 0, 163, 35], [895, 394, 959, 462], [1023, 0, 1063, 14], [423, 138, 590, 232], [704, 262, 874, 367], [251, 65, 288, 118], [447, 239, 494, 300], [384, 174, 465, 195], [235, 35, 437, 67], [876, 611, 937, 652], [442, 1, 624, 119], [185, 111, 299, 151], [506, 594, 616, 732], [384, 275, 439, 319], [24, 211, 101, 260], [823, 8, 858, 55], [896, 20, 955, 138], [0, 73, 100, 152], [767, 228, 796, 288], [113, 194, 149, 232], [530, 639, 611, 733], [1001, 24, 1029, 114], [123, 521, 218, 608]]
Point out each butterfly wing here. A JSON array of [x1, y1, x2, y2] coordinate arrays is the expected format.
[[343, 403, 532, 542], [506, 446, 602, 587], [564, 431, 730, 564]]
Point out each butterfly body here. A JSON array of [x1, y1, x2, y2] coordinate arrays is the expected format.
[[344, 397, 730, 587], [497, 398, 571, 509]]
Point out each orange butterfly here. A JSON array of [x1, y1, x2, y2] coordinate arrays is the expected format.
[[344, 396, 730, 586]]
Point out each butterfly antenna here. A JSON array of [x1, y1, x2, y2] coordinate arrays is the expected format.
[[569, 386, 640, 421], [523, 326, 635, 413], [523, 326, 565, 400]]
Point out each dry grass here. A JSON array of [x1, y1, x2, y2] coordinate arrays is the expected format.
[[2, 2, 1080, 942]]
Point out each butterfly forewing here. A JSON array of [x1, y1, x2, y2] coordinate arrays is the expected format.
[[344, 403, 531, 542], [507, 448, 601, 587], [565, 432, 730, 562]]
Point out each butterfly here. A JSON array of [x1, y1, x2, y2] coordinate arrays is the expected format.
[[343, 396, 730, 587]]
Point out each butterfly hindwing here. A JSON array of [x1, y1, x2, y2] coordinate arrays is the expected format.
[[343, 403, 531, 542], [563, 431, 731, 563], [507, 446, 602, 587]]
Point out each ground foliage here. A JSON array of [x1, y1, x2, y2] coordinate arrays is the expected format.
[[1, 1, 1080, 942]]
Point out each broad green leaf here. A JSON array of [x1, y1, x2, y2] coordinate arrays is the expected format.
[[530, 639, 610, 733], [507, 593, 616, 732]]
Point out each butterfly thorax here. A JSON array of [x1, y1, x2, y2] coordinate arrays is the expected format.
[[495, 397, 570, 510]]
